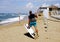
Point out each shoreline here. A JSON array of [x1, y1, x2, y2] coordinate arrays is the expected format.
[[0, 15, 28, 25]]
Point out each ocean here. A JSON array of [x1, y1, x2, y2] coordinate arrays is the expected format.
[[0, 13, 28, 24]]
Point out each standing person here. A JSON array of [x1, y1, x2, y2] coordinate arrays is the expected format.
[[28, 11, 39, 39]]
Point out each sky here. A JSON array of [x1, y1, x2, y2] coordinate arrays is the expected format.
[[0, 0, 60, 13]]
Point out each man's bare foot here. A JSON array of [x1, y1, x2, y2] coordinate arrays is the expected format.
[[34, 33, 39, 39]]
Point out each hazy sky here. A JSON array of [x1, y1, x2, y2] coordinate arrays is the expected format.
[[0, 0, 60, 13]]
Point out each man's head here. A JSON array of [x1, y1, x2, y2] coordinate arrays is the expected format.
[[29, 11, 32, 15]]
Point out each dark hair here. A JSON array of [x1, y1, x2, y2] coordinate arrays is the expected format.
[[29, 11, 32, 14]]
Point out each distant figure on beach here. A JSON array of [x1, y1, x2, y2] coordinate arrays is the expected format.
[[28, 11, 39, 38]]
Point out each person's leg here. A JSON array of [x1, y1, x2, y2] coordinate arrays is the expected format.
[[34, 26, 39, 36], [33, 22, 39, 37]]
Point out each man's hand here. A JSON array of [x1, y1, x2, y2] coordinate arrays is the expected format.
[[27, 25, 30, 29]]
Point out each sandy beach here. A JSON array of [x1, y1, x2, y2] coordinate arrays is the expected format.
[[0, 16, 60, 42]]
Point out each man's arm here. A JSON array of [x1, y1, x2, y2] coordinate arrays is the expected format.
[[28, 17, 30, 28], [28, 18, 30, 25], [35, 14, 38, 18], [28, 16, 30, 25]]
